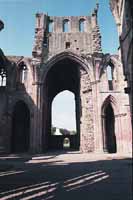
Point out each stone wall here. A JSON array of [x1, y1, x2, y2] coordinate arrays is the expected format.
[[48, 16, 93, 56], [110, 0, 133, 125], [0, 89, 8, 153], [32, 4, 101, 63], [80, 67, 94, 152], [0, 4, 132, 154]]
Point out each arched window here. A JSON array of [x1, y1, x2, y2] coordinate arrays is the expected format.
[[48, 20, 53, 32], [0, 67, 7, 86], [63, 19, 69, 32], [79, 19, 85, 32], [106, 65, 113, 90], [18, 62, 28, 84]]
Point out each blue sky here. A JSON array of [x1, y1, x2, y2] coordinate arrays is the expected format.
[[0, 0, 119, 56], [0, 0, 119, 130]]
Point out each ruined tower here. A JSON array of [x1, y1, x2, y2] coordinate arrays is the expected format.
[[0, 5, 132, 154]]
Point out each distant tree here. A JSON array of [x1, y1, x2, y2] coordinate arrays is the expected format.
[[60, 128, 70, 135]]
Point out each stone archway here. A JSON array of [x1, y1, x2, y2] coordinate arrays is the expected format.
[[11, 101, 30, 153], [42, 53, 94, 152], [51, 90, 77, 150], [104, 104, 117, 153], [102, 97, 117, 153]]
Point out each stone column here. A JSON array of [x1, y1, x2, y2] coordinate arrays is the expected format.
[[92, 56, 104, 153], [115, 115, 122, 153], [80, 68, 94, 152], [29, 60, 43, 153]]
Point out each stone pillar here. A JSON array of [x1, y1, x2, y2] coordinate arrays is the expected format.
[[30, 82, 43, 153], [80, 68, 94, 152], [91, 4, 102, 54], [29, 59, 42, 153], [92, 56, 104, 153], [32, 13, 48, 63], [101, 115, 108, 152], [92, 82, 105, 153], [115, 115, 123, 153]]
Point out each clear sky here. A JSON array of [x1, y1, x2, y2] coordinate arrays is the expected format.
[[52, 91, 76, 131], [0, 0, 119, 131]]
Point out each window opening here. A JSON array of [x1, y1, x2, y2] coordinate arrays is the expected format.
[[63, 19, 69, 32], [66, 42, 70, 49], [107, 65, 113, 90], [48, 20, 53, 32], [0, 68, 7, 86], [79, 19, 85, 32], [19, 63, 28, 84], [63, 137, 70, 149]]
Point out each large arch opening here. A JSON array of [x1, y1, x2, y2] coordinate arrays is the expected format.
[[51, 90, 77, 150], [11, 101, 30, 153], [43, 57, 81, 151], [103, 103, 117, 153]]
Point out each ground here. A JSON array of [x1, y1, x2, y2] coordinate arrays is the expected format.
[[0, 151, 132, 200]]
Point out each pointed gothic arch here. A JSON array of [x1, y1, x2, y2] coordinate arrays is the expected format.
[[101, 95, 117, 153], [41, 51, 94, 152], [41, 51, 94, 83]]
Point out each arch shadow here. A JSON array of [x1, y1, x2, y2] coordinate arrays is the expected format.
[[11, 101, 30, 153]]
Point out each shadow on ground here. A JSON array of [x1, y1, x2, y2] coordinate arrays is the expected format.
[[0, 152, 132, 200]]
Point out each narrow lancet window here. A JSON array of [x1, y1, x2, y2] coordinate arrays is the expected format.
[[48, 20, 53, 32], [63, 19, 69, 32], [107, 65, 113, 90], [19, 62, 28, 84], [79, 19, 85, 32], [0, 68, 7, 86]]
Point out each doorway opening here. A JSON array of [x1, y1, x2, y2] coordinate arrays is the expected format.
[[51, 90, 77, 150], [11, 101, 30, 153], [104, 103, 117, 153], [63, 137, 70, 149]]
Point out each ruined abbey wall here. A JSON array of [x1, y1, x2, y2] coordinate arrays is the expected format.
[[0, 5, 132, 154]]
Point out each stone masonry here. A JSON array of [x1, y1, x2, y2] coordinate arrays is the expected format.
[[0, 4, 132, 154], [110, 0, 133, 126]]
